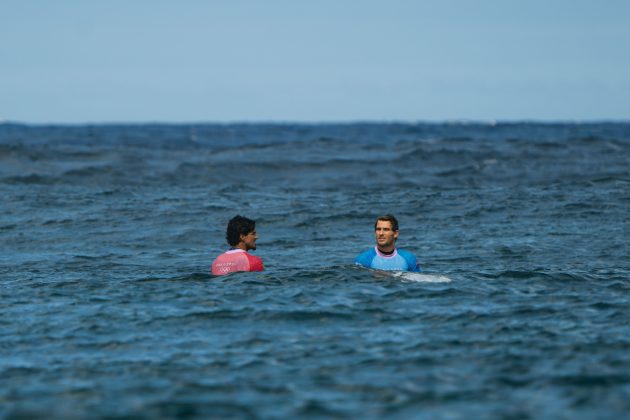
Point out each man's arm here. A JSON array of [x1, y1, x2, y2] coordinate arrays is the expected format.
[[246, 254, 264, 272], [399, 249, 422, 272], [354, 249, 375, 268]]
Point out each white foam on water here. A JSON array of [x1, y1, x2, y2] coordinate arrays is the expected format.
[[390, 272, 452, 283]]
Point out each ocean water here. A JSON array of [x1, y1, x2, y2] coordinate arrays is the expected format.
[[1, 122, 629, 418]]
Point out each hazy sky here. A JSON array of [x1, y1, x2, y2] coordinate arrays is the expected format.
[[2, 0, 629, 123]]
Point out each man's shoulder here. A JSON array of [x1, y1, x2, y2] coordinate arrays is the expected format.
[[396, 248, 421, 272], [244, 252, 264, 271], [355, 247, 376, 265], [214, 249, 244, 261], [244, 252, 263, 263]]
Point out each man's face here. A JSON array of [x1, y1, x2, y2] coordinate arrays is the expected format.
[[240, 230, 258, 251], [375, 220, 398, 249]]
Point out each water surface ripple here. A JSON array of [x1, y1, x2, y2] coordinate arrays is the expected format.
[[1, 122, 629, 418]]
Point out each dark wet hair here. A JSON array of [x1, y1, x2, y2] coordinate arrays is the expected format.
[[374, 214, 399, 231], [226, 215, 256, 246]]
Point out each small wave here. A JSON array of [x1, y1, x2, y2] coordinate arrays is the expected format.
[[552, 373, 630, 387], [133, 272, 212, 283], [435, 164, 483, 177], [590, 175, 630, 184], [480, 270, 595, 282], [256, 309, 355, 321], [3, 174, 56, 184]]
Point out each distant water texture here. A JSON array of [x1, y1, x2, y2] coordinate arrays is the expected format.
[[1, 122, 629, 418]]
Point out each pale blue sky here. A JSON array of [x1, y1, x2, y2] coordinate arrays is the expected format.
[[2, 0, 629, 123]]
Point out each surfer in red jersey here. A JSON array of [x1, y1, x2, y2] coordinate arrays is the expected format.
[[211, 215, 264, 276]]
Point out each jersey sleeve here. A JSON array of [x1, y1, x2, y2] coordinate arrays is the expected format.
[[399, 249, 421, 272], [354, 249, 374, 268], [246, 254, 264, 272]]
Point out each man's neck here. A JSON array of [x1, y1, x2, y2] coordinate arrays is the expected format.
[[377, 246, 396, 255]]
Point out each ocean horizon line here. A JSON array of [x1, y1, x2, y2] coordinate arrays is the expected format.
[[2, 118, 630, 127]]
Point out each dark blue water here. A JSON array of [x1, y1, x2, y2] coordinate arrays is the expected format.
[[1, 122, 629, 418]]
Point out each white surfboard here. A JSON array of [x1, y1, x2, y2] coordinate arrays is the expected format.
[[390, 272, 452, 283]]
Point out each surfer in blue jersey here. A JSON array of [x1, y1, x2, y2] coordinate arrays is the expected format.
[[355, 214, 421, 272]]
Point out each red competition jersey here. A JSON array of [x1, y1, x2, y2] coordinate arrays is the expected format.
[[211, 249, 264, 276]]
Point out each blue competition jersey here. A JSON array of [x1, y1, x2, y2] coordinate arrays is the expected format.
[[355, 246, 421, 272]]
